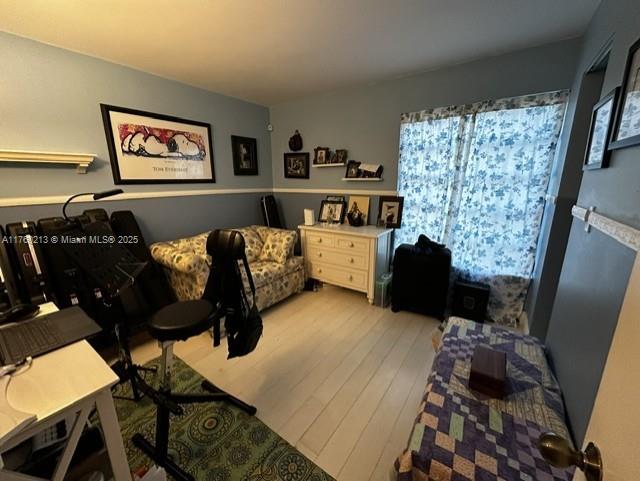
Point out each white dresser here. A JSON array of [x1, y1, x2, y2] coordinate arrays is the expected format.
[[299, 224, 393, 304]]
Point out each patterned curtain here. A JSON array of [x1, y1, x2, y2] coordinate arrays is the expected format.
[[396, 91, 568, 325]]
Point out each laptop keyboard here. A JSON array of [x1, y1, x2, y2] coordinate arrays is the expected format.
[[0, 317, 63, 363]]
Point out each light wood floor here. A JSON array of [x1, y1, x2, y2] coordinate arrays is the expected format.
[[128, 285, 440, 481]]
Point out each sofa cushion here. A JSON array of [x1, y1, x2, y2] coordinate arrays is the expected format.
[[242, 256, 303, 288], [236, 226, 263, 263], [259, 230, 297, 264]]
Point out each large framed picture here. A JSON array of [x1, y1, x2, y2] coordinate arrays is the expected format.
[[377, 196, 404, 228], [610, 37, 640, 150], [284, 152, 310, 179], [318, 200, 346, 223], [231, 135, 258, 175], [584, 88, 619, 170], [100, 104, 214, 184]]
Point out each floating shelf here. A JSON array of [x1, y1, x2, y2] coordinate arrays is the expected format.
[[342, 177, 383, 182], [312, 163, 346, 168], [0, 149, 95, 174]]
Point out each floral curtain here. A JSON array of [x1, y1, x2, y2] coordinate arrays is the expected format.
[[396, 91, 569, 325]]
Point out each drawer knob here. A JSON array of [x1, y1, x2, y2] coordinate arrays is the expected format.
[[349, 258, 354, 263], [318, 238, 322, 243], [318, 268, 322, 273], [349, 242, 354, 247], [348, 274, 354, 281], [318, 252, 323, 257]]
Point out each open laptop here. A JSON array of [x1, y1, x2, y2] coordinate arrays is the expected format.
[[0, 305, 101, 365]]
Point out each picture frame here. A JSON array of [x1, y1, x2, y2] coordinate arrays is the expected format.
[[345, 160, 361, 178], [313, 147, 330, 165], [100, 104, 215, 184], [318, 200, 346, 223], [335, 149, 348, 165], [377, 196, 404, 228], [284, 152, 310, 178], [347, 195, 370, 224], [231, 135, 258, 175], [610, 37, 640, 150], [584, 87, 619, 170]]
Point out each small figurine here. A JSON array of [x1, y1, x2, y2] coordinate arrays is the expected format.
[[347, 201, 364, 227]]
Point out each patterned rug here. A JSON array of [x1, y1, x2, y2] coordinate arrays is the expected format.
[[111, 357, 334, 481]]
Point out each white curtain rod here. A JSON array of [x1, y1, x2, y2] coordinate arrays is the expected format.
[[572, 205, 640, 252]]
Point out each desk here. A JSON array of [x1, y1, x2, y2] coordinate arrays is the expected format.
[[0, 303, 130, 481]]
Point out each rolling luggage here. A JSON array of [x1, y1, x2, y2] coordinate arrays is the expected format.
[[5, 221, 54, 305], [0, 226, 22, 309], [391, 236, 451, 319]]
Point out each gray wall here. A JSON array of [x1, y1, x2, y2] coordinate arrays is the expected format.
[[0, 32, 272, 241], [269, 38, 582, 192], [543, 0, 640, 445]]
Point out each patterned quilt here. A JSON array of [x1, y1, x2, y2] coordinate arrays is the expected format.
[[394, 317, 574, 481]]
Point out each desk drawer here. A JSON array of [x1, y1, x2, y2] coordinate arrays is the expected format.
[[308, 262, 368, 291], [335, 235, 369, 254], [308, 246, 368, 271], [307, 232, 336, 248]]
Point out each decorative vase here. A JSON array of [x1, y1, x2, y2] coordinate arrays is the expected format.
[[288, 130, 303, 151]]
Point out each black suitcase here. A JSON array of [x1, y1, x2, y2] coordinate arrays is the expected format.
[[391, 242, 451, 319], [0, 226, 22, 309], [5, 221, 54, 305], [260, 195, 283, 228]]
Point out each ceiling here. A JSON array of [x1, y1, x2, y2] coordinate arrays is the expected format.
[[0, 0, 600, 106]]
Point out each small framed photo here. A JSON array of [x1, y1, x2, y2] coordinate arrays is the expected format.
[[377, 196, 404, 228], [319, 200, 346, 223], [334, 149, 348, 164], [231, 135, 258, 175], [584, 88, 619, 170], [284, 152, 310, 178], [347, 195, 370, 224], [610, 37, 640, 150], [100, 104, 214, 184], [345, 160, 361, 178], [313, 147, 330, 165]]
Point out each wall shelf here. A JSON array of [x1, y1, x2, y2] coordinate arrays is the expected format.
[[572, 205, 640, 252], [342, 177, 383, 182], [312, 163, 346, 168], [0, 149, 95, 174]]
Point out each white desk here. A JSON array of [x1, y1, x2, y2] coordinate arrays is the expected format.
[[0, 303, 130, 481]]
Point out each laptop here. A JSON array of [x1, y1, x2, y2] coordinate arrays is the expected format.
[[0, 306, 102, 365]]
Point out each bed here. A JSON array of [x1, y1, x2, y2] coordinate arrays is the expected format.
[[393, 317, 575, 481]]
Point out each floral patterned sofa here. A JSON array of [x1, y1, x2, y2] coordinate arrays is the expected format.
[[149, 225, 304, 311]]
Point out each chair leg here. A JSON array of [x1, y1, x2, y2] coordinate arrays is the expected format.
[[201, 379, 257, 415], [132, 432, 194, 481]]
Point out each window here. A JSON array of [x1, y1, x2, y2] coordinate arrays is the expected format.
[[397, 91, 568, 324]]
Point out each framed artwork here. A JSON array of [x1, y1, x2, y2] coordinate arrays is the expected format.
[[377, 196, 404, 228], [335, 149, 348, 165], [313, 147, 330, 165], [284, 152, 310, 178], [231, 135, 258, 175], [100, 104, 214, 184], [347, 195, 370, 223], [318, 200, 346, 223], [610, 37, 640, 150], [345, 160, 361, 178], [584, 88, 619, 170]]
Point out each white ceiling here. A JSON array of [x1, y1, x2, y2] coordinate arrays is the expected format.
[[0, 0, 600, 106]]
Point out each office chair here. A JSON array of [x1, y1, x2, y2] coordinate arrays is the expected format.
[[131, 229, 259, 481]]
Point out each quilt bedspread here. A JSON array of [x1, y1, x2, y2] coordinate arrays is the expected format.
[[394, 317, 574, 481]]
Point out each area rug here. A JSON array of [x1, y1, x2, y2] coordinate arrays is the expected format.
[[111, 357, 334, 481]]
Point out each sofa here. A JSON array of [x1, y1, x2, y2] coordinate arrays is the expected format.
[[150, 225, 305, 311], [393, 317, 574, 481]]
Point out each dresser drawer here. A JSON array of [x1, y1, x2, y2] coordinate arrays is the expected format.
[[307, 232, 336, 248], [308, 262, 368, 291], [308, 246, 368, 271], [335, 235, 369, 254]]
